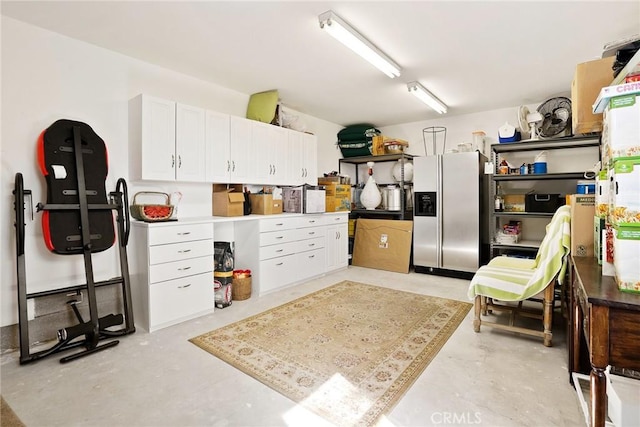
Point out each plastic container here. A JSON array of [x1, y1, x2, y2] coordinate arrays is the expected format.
[[533, 162, 547, 174], [577, 180, 596, 194]]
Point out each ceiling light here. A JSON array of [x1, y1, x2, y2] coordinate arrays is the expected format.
[[318, 10, 401, 78], [407, 81, 448, 114]]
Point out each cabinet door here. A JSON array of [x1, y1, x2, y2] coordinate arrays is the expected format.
[[176, 103, 206, 182], [301, 133, 318, 185], [205, 110, 231, 183], [326, 221, 348, 271], [287, 130, 304, 185], [269, 125, 288, 185], [229, 116, 253, 182], [141, 95, 176, 181], [250, 120, 273, 184]]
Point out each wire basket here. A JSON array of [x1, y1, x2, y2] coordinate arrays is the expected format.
[[232, 276, 252, 300], [130, 191, 174, 222]]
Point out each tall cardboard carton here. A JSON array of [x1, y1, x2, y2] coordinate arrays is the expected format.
[[571, 56, 614, 135], [570, 195, 595, 257]]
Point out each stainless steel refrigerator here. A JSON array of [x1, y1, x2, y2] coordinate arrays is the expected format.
[[413, 152, 488, 276]]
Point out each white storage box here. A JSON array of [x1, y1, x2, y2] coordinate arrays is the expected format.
[[613, 225, 640, 293], [594, 82, 640, 162], [610, 158, 640, 227], [606, 367, 640, 427]]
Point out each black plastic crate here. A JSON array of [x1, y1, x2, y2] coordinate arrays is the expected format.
[[525, 193, 565, 213]]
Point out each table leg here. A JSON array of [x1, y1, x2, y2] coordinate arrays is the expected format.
[[590, 367, 606, 427], [589, 305, 609, 427]]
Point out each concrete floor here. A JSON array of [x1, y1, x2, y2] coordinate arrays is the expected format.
[[1, 266, 584, 426]]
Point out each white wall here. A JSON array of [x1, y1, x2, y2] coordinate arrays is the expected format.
[[0, 17, 593, 327], [0, 17, 343, 326]]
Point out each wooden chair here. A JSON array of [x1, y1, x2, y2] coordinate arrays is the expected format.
[[467, 205, 571, 346]]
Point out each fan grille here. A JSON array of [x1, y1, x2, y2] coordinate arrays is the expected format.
[[537, 97, 572, 138]]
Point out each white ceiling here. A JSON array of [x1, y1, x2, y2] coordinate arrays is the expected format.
[[2, 1, 639, 127]]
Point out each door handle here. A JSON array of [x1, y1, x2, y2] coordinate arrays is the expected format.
[[177, 249, 191, 253], [227, 160, 230, 172], [171, 155, 175, 168], [178, 284, 191, 289], [178, 266, 192, 271], [178, 155, 182, 168]]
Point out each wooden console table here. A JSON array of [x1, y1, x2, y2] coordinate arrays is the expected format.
[[569, 256, 640, 427]]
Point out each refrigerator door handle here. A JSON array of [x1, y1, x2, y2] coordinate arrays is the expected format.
[[437, 155, 443, 268]]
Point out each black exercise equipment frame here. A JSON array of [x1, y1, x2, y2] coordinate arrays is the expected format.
[[13, 125, 135, 364]]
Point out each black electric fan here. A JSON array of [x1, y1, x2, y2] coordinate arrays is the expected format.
[[537, 96, 572, 138]]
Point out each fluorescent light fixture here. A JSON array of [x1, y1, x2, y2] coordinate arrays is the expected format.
[[407, 81, 447, 114], [318, 10, 401, 78]]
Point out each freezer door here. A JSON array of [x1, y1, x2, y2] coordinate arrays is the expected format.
[[413, 156, 440, 268], [441, 152, 481, 272]]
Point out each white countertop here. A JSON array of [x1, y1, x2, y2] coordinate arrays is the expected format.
[[130, 211, 349, 227]]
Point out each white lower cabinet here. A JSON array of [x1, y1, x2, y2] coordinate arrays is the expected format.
[[130, 221, 215, 332], [236, 214, 335, 296], [325, 213, 349, 272]]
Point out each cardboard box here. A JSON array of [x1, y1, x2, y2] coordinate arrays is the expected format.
[[272, 198, 283, 214], [318, 176, 350, 185], [606, 367, 640, 427], [503, 194, 525, 212], [249, 193, 276, 215], [351, 219, 413, 273], [570, 195, 595, 257], [594, 82, 640, 163], [212, 184, 245, 217], [610, 158, 640, 227], [323, 183, 351, 212], [571, 56, 614, 135], [613, 225, 640, 293]]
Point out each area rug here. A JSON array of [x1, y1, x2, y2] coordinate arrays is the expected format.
[[190, 281, 472, 426]]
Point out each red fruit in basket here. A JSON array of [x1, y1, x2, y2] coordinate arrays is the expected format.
[[143, 205, 171, 219]]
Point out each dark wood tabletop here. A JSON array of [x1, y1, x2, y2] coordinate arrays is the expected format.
[[571, 256, 640, 310]]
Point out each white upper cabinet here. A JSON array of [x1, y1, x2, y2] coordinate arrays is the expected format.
[[129, 94, 207, 182], [251, 120, 289, 185], [205, 110, 231, 183], [287, 130, 318, 186], [229, 116, 254, 183], [175, 103, 206, 182], [301, 132, 318, 185], [130, 94, 317, 186]]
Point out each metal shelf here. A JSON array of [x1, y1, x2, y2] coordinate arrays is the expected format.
[[493, 211, 554, 218], [492, 242, 540, 251], [491, 136, 600, 153], [338, 153, 414, 164], [493, 172, 588, 181]]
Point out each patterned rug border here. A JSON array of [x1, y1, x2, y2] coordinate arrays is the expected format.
[[190, 281, 472, 426]]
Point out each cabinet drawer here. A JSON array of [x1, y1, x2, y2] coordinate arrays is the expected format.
[[149, 272, 213, 329], [296, 248, 326, 278], [148, 223, 213, 246], [295, 236, 325, 252], [260, 241, 298, 261], [260, 229, 300, 246], [324, 213, 349, 225], [293, 225, 326, 241], [298, 215, 323, 228], [259, 254, 297, 294], [149, 255, 213, 283], [149, 239, 213, 265], [260, 217, 297, 232]]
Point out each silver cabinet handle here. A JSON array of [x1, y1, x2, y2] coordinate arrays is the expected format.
[[171, 155, 175, 168], [178, 284, 191, 289], [276, 262, 283, 266], [178, 155, 182, 168], [178, 266, 191, 271], [275, 223, 284, 226], [177, 249, 191, 253], [308, 254, 315, 259], [309, 243, 315, 247], [276, 249, 284, 253], [232, 160, 236, 171], [177, 232, 191, 236], [308, 231, 315, 235], [227, 160, 230, 172], [275, 236, 284, 239]]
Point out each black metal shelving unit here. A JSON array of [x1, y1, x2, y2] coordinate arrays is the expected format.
[[489, 135, 601, 258]]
